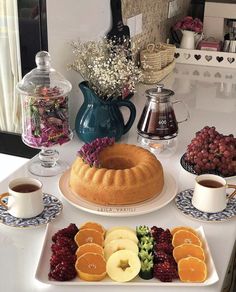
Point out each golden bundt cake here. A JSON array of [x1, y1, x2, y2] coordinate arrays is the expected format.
[[69, 141, 164, 205]]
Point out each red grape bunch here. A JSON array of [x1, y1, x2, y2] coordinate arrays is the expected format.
[[185, 126, 236, 176]]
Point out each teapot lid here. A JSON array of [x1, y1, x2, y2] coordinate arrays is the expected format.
[[145, 84, 174, 99]]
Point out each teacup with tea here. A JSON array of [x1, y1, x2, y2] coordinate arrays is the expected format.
[[0, 177, 44, 218], [192, 174, 236, 213]]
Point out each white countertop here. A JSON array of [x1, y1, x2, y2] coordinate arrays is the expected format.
[[0, 63, 236, 292], [0, 154, 28, 182]]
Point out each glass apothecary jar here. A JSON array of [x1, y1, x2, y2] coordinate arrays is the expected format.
[[16, 51, 73, 176]]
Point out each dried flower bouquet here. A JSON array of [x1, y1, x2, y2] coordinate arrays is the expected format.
[[69, 38, 142, 100]]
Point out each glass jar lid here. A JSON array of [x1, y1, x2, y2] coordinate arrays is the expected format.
[[145, 84, 174, 101], [16, 51, 72, 97]]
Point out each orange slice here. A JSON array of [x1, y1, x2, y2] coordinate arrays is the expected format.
[[173, 243, 205, 263], [76, 243, 104, 258], [75, 252, 106, 281], [171, 226, 198, 236], [172, 230, 202, 247], [74, 229, 104, 247], [178, 256, 207, 282], [80, 221, 106, 237]]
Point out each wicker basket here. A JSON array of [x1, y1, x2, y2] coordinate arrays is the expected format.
[[142, 61, 176, 84], [156, 43, 176, 65], [140, 43, 176, 70], [140, 42, 176, 84], [140, 44, 162, 71]]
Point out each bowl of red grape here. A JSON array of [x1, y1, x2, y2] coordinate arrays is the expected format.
[[181, 126, 236, 178]]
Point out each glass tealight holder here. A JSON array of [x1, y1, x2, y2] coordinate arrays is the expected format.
[[16, 51, 73, 176], [137, 135, 178, 157]]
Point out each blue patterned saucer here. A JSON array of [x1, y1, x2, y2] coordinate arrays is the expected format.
[[175, 189, 236, 222], [0, 193, 63, 228]]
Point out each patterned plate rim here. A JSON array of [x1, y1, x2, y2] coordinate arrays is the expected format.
[[0, 193, 63, 228], [175, 189, 236, 223]]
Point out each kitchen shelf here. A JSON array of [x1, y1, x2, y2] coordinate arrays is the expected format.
[[174, 48, 236, 69]]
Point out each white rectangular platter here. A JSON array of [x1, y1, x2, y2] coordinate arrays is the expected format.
[[35, 222, 219, 286]]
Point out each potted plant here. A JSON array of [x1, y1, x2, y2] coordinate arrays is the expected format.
[[174, 16, 203, 49]]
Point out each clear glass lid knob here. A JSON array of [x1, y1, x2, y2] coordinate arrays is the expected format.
[[35, 51, 51, 69]]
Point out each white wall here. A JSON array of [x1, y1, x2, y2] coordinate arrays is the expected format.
[[46, 0, 112, 129]]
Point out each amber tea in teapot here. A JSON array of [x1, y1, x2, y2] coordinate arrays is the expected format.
[[137, 102, 178, 138], [137, 84, 189, 155]]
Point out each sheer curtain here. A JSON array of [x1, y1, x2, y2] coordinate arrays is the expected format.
[[0, 0, 22, 133]]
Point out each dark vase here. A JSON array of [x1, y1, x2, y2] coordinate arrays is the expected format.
[[75, 82, 136, 143]]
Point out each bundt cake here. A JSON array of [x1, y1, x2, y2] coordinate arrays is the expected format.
[[69, 139, 164, 205]]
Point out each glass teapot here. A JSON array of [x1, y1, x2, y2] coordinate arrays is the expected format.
[[137, 84, 189, 155]]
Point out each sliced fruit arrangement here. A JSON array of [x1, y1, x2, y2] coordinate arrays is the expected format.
[[48, 223, 209, 283], [80, 221, 106, 237], [104, 228, 138, 245], [151, 226, 178, 282], [105, 226, 141, 282], [171, 226, 207, 283], [74, 228, 104, 247], [48, 223, 79, 281], [106, 249, 141, 282], [178, 256, 207, 282], [104, 238, 138, 261], [173, 243, 205, 263], [74, 221, 107, 281], [171, 226, 198, 236], [172, 230, 202, 247], [76, 242, 104, 258], [136, 225, 154, 280], [106, 226, 136, 237], [75, 252, 107, 281]]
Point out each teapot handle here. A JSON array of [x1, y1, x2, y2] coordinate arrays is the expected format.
[[115, 100, 136, 134], [173, 100, 190, 123]]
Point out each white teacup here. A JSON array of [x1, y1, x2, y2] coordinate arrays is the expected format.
[[192, 174, 236, 213], [0, 177, 44, 218]]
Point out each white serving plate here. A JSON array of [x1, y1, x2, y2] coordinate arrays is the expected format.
[[35, 222, 219, 286], [58, 170, 178, 217]]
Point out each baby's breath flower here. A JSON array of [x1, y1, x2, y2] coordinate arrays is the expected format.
[[68, 38, 142, 100]]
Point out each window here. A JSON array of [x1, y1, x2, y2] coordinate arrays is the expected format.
[[0, 0, 47, 157]]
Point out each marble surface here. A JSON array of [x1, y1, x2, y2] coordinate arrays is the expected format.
[[0, 63, 235, 292]]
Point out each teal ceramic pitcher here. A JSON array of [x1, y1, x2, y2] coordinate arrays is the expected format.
[[75, 82, 136, 143]]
